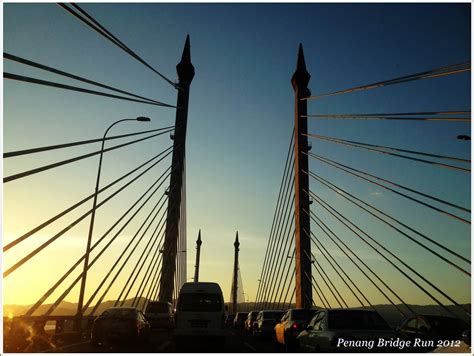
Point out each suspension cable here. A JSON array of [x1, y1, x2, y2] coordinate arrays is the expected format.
[[306, 152, 470, 223], [4, 128, 173, 183], [305, 170, 470, 273], [306, 133, 470, 171], [58, 3, 177, 89], [304, 61, 470, 100]]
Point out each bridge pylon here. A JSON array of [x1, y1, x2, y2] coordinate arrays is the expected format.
[[158, 35, 195, 303], [193, 229, 202, 282], [231, 232, 240, 314], [291, 44, 312, 309]]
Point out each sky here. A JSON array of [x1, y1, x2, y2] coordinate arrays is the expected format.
[[2, 3, 471, 312]]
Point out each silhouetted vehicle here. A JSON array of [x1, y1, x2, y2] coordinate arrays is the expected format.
[[244, 311, 259, 333], [225, 314, 235, 327], [145, 301, 173, 329], [461, 329, 471, 346], [233, 312, 247, 328], [252, 310, 285, 337], [173, 282, 226, 349], [397, 314, 469, 351], [274, 308, 318, 351], [297, 309, 398, 352], [91, 307, 151, 347]]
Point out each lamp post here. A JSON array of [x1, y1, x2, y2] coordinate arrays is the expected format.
[[75, 117, 151, 324]]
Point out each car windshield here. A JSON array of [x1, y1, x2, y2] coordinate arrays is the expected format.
[[424, 316, 468, 332], [328, 310, 391, 330], [291, 309, 318, 321], [101, 308, 136, 319], [178, 293, 222, 312], [145, 303, 169, 313]]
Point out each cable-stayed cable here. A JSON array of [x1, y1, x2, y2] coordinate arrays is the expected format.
[[58, 3, 177, 89], [306, 207, 411, 317], [4, 72, 175, 108], [255, 132, 294, 307], [306, 170, 470, 274], [4, 155, 172, 277], [83, 193, 168, 312], [24, 167, 171, 316], [4, 128, 173, 183], [4, 126, 174, 159], [306, 227, 371, 309], [4, 146, 173, 252], [43, 174, 171, 316], [306, 133, 470, 172], [306, 152, 470, 224], [309, 190, 468, 318], [304, 61, 470, 100], [4, 53, 174, 107]]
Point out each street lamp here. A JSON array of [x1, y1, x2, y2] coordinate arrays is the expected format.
[[76, 117, 151, 321]]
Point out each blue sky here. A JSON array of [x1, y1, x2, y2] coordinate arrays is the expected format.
[[3, 3, 471, 309]]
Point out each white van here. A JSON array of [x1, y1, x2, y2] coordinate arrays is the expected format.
[[174, 282, 226, 348]]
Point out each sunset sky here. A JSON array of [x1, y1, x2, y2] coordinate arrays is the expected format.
[[3, 3, 470, 311]]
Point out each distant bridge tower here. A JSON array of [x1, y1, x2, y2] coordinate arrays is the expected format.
[[159, 35, 195, 303], [291, 44, 312, 309], [231, 232, 240, 314], [194, 229, 202, 282]]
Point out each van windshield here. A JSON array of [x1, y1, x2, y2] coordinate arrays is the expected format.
[[178, 293, 222, 312], [146, 303, 169, 313]]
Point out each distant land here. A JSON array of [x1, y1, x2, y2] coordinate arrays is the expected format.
[[4, 300, 470, 327]]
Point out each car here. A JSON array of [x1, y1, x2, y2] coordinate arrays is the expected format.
[[274, 308, 318, 351], [244, 311, 259, 333], [297, 308, 399, 352], [225, 314, 235, 327], [397, 314, 469, 351], [144, 301, 173, 329], [233, 312, 247, 328], [173, 282, 226, 349], [252, 310, 285, 337], [91, 307, 151, 347]]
